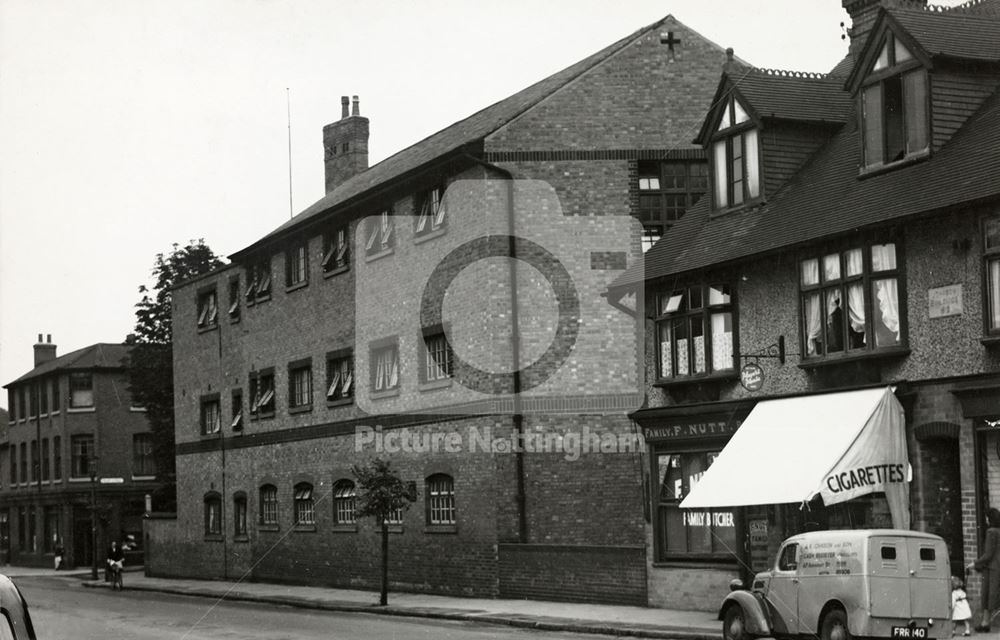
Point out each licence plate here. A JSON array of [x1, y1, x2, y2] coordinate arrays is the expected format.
[[891, 626, 928, 639]]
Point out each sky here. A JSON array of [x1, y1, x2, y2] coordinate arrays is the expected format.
[[0, 0, 964, 391]]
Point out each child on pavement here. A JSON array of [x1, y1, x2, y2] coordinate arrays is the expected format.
[[953, 575, 973, 636]]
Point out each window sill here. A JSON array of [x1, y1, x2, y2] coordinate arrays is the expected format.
[[228, 315, 240, 325], [128, 407, 146, 413], [653, 371, 738, 388], [413, 227, 447, 245], [293, 524, 317, 533], [50, 410, 60, 416], [332, 524, 358, 533], [252, 411, 276, 421], [364, 247, 394, 263], [424, 524, 458, 534], [254, 294, 272, 304], [797, 347, 910, 370], [285, 281, 308, 294], [858, 149, 930, 179], [326, 397, 353, 408], [197, 323, 219, 335], [370, 388, 400, 400], [418, 378, 452, 392], [234, 535, 250, 543], [257, 524, 280, 532], [387, 524, 404, 534], [68, 477, 92, 483], [204, 533, 224, 542], [131, 475, 156, 482], [981, 335, 1000, 347], [200, 430, 222, 438], [67, 407, 96, 414], [323, 265, 350, 279], [288, 404, 313, 416]]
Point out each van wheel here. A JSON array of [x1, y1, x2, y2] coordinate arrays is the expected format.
[[820, 608, 851, 640], [723, 605, 751, 640]]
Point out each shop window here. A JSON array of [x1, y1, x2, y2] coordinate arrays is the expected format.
[[654, 452, 736, 560], [655, 284, 734, 379], [800, 242, 903, 358]]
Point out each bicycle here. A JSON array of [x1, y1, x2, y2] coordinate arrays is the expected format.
[[108, 560, 124, 591]]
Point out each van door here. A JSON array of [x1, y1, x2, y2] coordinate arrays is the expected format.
[[906, 538, 951, 620], [869, 537, 911, 618], [766, 542, 802, 635]]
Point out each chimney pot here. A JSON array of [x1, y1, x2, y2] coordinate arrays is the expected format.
[[352, 96, 360, 116], [341, 96, 350, 119], [37, 333, 43, 343], [47, 334, 51, 343]]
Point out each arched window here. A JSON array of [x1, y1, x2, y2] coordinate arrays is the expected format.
[[426, 474, 455, 525], [259, 484, 278, 525], [333, 480, 356, 524], [233, 492, 247, 537], [203, 492, 222, 536], [293, 483, 315, 525]]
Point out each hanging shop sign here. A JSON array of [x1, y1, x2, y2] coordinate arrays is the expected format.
[[740, 362, 764, 392]]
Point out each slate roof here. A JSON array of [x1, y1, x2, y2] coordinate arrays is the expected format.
[[888, 6, 1000, 62], [4, 343, 131, 387], [236, 15, 695, 258], [733, 70, 851, 124]]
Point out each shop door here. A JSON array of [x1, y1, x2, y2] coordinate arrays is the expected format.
[[73, 516, 91, 568]]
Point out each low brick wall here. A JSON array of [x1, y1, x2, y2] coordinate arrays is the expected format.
[[498, 543, 646, 605]]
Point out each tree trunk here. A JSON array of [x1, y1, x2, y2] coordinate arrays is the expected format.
[[379, 520, 389, 606]]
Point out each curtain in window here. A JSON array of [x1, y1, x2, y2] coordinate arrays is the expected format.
[[711, 312, 733, 371], [658, 323, 673, 377], [903, 70, 928, 154], [744, 129, 760, 199], [871, 243, 900, 345], [863, 84, 884, 165], [990, 259, 1000, 330], [846, 250, 866, 343], [713, 140, 728, 208]]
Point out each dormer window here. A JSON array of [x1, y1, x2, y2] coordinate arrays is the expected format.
[[711, 95, 760, 210], [861, 33, 928, 169]]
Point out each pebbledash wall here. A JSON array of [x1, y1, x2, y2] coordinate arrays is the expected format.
[[145, 15, 729, 605]]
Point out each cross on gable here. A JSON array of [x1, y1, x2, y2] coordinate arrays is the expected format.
[[660, 31, 681, 52]]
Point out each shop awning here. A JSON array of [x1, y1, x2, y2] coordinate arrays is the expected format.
[[679, 386, 910, 528]]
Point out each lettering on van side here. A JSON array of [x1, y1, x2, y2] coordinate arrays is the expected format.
[[825, 463, 906, 494]]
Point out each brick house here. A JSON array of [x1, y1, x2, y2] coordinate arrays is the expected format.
[[145, 15, 730, 604], [1, 337, 160, 569], [607, 0, 1000, 611]]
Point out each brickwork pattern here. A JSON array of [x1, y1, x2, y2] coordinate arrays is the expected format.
[[498, 543, 646, 605]]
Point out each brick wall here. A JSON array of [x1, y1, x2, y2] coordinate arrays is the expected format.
[[499, 543, 645, 605]]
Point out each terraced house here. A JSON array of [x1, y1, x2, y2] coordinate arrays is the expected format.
[[146, 15, 730, 604], [609, 0, 1000, 611]]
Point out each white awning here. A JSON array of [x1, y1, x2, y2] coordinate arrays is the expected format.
[[679, 386, 910, 528]]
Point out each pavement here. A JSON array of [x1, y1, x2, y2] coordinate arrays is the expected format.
[[1, 565, 722, 639]]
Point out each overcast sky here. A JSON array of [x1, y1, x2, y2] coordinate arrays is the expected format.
[[0, 0, 963, 391]]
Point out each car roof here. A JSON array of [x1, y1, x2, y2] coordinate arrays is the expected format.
[[783, 529, 944, 545]]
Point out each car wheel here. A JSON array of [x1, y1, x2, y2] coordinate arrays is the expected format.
[[723, 605, 751, 640], [820, 608, 851, 640]]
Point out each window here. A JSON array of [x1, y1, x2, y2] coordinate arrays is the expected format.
[[415, 184, 447, 236], [711, 95, 760, 209], [388, 506, 405, 525], [636, 161, 708, 251], [654, 452, 736, 559], [288, 361, 312, 410], [326, 352, 354, 403], [197, 289, 218, 329], [371, 342, 400, 393], [70, 434, 94, 478], [234, 493, 247, 538], [228, 275, 241, 322], [39, 381, 48, 415], [200, 396, 221, 435], [861, 33, 928, 168], [231, 389, 243, 432], [983, 217, 1000, 334], [132, 434, 155, 476], [51, 378, 59, 412], [6, 390, 14, 421], [422, 331, 453, 382], [43, 506, 59, 553], [29, 383, 38, 417], [294, 483, 315, 525], [285, 242, 308, 288], [53, 436, 61, 480], [16, 507, 25, 551], [19, 444, 26, 483], [69, 373, 93, 408], [9, 447, 15, 485], [656, 284, 734, 379], [30, 441, 38, 483], [778, 543, 799, 571], [204, 493, 222, 536], [250, 370, 276, 417], [333, 480, 357, 525], [322, 226, 350, 273], [800, 243, 902, 357], [426, 474, 456, 525], [245, 257, 272, 303], [18, 388, 25, 419], [365, 210, 394, 255], [41, 439, 49, 481], [259, 484, 278, 525]]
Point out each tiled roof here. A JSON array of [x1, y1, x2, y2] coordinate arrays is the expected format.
[[4, 343, 132, 387], [613, 84, 1000, 290], [236, 16, 687, 258], [888, 6, 1000, 61], [734, 70, 851, 124]]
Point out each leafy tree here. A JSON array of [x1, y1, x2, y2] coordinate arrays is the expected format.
[[352, 458, 415, 605], [125, 240, 224, 511]]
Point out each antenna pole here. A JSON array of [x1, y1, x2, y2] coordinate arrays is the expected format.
[[287, 87, 293, 219]]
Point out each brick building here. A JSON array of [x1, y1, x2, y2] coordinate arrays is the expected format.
[[608, 0, 1000, 611], [1, 337, 160, 568], [145, 15, 730, 604]]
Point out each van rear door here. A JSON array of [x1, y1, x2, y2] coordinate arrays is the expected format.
[[869, 537, 910, 618], [906, 538, 951, 620]]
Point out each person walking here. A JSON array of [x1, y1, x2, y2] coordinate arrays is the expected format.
[[968, 507, 1000, 632]]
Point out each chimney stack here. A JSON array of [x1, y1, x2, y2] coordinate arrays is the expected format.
[[841, 0, 926, 59], [33, 333, 57, 368], [323, 95, 370, 195]]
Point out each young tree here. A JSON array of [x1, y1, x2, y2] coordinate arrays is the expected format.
[[125, 240, 224, 511], [352, 458, 414, 606]]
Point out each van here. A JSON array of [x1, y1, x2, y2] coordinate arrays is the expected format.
[[0, 574, 36, 640], [720, 529, 952, 640]]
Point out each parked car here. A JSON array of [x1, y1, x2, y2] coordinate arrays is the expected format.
[[720, 529, 952, 640], [0, 574, 36, 639]]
